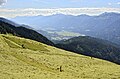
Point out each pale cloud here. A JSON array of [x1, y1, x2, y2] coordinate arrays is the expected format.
[[0, 0, 7, 5], [0, 8, 120, 18], [117, 2, 120, 5], [108, 3, 112, 5]]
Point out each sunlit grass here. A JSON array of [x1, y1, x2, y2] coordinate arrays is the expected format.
[[0, 34, 120, 79]]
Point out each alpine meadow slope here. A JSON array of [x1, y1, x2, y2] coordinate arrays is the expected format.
[[0, 34, 120, 79]]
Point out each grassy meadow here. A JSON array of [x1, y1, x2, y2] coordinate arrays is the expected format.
[[0, 34, 120, 79]]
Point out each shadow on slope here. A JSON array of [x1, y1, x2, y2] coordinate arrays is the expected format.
[[56, 36, 120, 64]]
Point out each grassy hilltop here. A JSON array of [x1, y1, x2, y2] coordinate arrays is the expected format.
[[0, 34, 120, 79]]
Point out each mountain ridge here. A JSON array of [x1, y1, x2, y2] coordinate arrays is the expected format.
[[56, 36, 120, 64], [0, 18, 54, 46], [12, 12, 120, 45]]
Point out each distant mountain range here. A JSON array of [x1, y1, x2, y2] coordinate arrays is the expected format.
[[12, 12, 120, 45], [0, 18, 54, 46]]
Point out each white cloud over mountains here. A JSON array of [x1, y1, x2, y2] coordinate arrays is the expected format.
[[0, 8, 120, 18], [0, 0, 7, 5]]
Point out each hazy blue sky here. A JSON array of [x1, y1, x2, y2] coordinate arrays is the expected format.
[[2, 0, 120, 9], [0, 0, 120, 18]]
